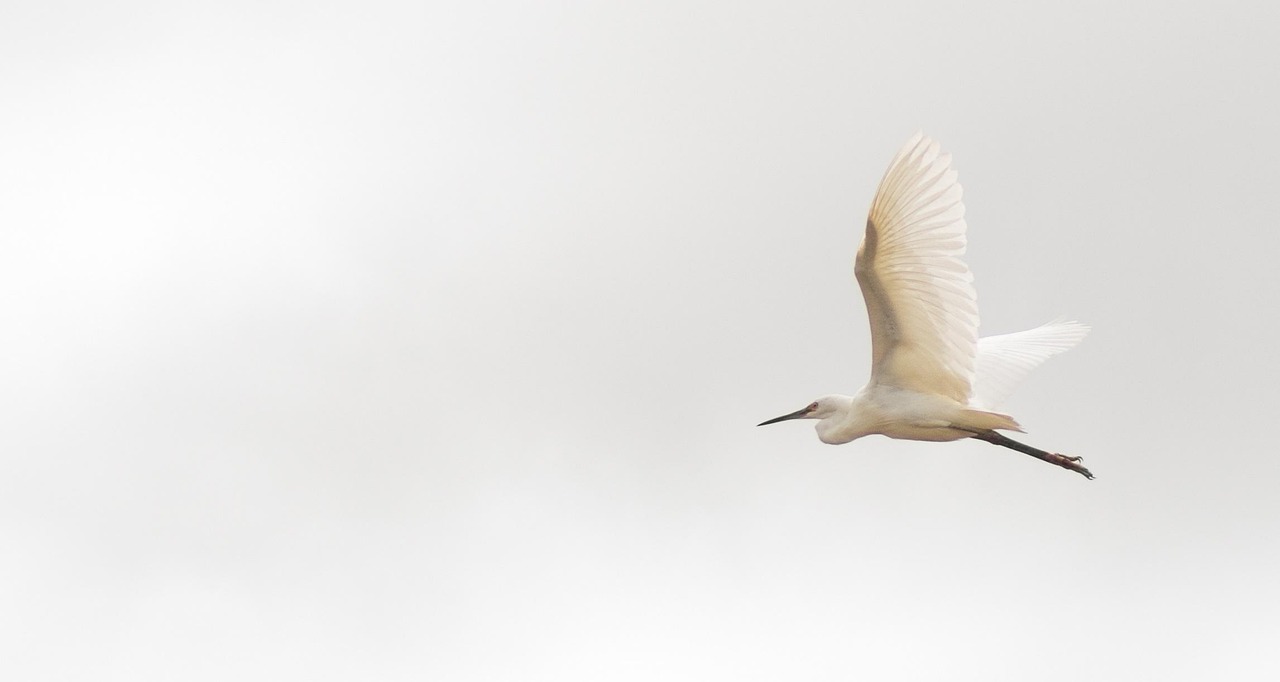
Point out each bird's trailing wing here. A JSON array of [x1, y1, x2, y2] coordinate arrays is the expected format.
[[856, 133, 978, 402], [969, 320, 1090, 410]]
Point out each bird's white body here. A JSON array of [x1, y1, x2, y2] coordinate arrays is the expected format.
[[817, 388, 977, 445], [813, 319, 1090, 445], [759, 133, 1091, 476]]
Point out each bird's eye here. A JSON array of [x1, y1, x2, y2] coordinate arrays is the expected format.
[[808, 402, 818, 411]]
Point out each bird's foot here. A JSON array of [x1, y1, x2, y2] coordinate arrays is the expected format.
[[1053, 453, 1093, 480]]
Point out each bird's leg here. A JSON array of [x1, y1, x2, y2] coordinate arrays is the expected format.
[[970, 431, 1094, 480]]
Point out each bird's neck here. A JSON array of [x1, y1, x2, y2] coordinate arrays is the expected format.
[[815, 394, 863, 444]]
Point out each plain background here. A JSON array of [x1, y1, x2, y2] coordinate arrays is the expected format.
[[3, 1, 1279, 680]]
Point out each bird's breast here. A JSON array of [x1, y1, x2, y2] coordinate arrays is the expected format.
[[852, 386, 973, 443]]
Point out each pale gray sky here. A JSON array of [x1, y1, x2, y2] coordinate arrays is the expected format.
[[3, 1, 1279, 680]]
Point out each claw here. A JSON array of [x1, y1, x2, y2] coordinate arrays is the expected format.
[[1052, 453, 1093, 479], [1063, 459, 1094, 480]]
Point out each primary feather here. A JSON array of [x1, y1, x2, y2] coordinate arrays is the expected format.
[[856, 134, 1087, 413], [970, 320, 1090, 410], [857, 132, 978, 403]]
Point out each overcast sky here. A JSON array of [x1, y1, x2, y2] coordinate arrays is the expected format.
[[3, 1, 1279, 680]]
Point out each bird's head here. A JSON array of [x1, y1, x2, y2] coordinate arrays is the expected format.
[[757, 395, 847, 426]]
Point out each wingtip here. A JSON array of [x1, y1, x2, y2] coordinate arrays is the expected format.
[[1042, 318, 1092, 344]]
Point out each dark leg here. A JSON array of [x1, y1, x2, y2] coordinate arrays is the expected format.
[[970, 431, 1094, 480]]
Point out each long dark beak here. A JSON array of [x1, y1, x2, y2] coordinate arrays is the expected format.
[[757, 406, 811, 427]]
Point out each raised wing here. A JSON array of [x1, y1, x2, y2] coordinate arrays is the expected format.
[[856, 133, 978, 402], [969, 320, 1090, 410]]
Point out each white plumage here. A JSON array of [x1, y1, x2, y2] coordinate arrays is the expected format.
[[759, 133, 1094, 478], [858, 132, 978, 405], [971, 320, 1091, 411]]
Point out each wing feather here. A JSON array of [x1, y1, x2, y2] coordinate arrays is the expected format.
[[856, 133, 978, 402], [970, 320, 1090, 409]]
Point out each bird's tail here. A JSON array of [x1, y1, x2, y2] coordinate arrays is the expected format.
[[955, 408, 1024, 434]]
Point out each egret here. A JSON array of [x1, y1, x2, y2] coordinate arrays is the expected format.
[[758, 133, 1093, 479]]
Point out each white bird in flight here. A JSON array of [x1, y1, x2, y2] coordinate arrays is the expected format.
[[759, 133, 1093, 479]]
